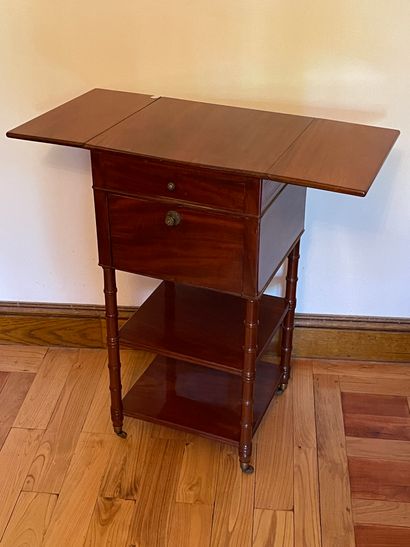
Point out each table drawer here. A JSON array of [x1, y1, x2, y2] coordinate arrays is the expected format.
[[93, 151, 248, 213], [108, 195, 245, 293]]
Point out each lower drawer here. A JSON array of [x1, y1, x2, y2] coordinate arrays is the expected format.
[[108, 195, 245, 293]]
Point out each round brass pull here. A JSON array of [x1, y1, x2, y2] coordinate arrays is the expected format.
[[165, 210, 181, 227], [167, 181, 176, 191]]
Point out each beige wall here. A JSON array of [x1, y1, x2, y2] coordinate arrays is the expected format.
[[1, 1, 409, 315]]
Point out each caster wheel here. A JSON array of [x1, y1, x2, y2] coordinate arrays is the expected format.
[[277, 383, 288, 394], [115, 429, 127, 439], [240, 463, 254, 474]]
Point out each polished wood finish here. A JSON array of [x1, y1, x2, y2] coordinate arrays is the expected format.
[[8, 88, 399, 195], [120, 282, 287, 373], [92, 155, 305, 298], [2, 303, 409, 363], [6, 88, 400, 473], [256, 378, 294, 510], [258, 186, 305, 292], [88, 96, 313, 176], [279, 241, 300, 387], [348, 457, 410, 503], [239, 299, 259, 471], [1, 345, 410, 545], [355, 524, 410, 547], [102, 268, 124, 436], [1, 492, 57, 547], [122, 355, 282, 445], [314, 374, 355, 546], [107, 194, 246, 294], [24, 350, 106, 495], [7, 89, 157, 148], [339, 362, 410, 546], [271, 118, 400, 196], [352, 498, 410, 528], [292, 362, 321, 546], [92, 150, 254, 214]]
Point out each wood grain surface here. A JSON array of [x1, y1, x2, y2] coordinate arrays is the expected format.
[[253, 510, 294, 547], [88, 96, 313, 176], [7, 89, 157, 147], [255, 388, 294, 510], [292, 362, 321, 547], [314, 374, 355, 546], [119, 282, 287, 373], [352, 499, 410, 528], [7, 88, 399, 196], [355, 524, 410, 546], [270, 118, 399, 196], [2, 304, 409, 364], [23, 350, 106, 494], [1, 346, 410, 545], [0, 492, 57, 547]]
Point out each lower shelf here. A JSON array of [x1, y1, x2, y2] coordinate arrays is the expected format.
[[122, 355, 282, 445], [120, 282, 288, 374]]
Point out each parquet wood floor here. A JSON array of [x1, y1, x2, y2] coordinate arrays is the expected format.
[[0, 345, 409, 546]]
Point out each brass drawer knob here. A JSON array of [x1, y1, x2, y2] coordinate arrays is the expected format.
[[165, 210, 181, 227], [167, 181, 176, 191]]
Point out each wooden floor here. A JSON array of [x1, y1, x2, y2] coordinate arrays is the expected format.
[[0, 346, 409, 546]]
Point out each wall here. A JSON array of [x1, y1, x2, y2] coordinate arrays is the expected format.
[[1, 1, 409, 316]]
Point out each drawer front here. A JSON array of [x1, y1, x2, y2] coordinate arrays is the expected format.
[[93, 151, 248, 213], [108, 195, 245, 293]]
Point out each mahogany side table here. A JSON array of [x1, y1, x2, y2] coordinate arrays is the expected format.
[[7, 89, 399, 472]]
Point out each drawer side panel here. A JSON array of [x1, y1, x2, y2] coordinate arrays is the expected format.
[[258, 185, 306, 292]]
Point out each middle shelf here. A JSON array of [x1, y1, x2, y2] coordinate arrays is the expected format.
[[120, 282, 288, 374]]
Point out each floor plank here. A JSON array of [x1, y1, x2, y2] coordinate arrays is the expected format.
[[176, 435, 220, 505], [355, 524, 410, 546], [0, 372, 35, 426], [349, 457, 410, 503], [314, 374, 355, 547], [83, 497, 135, 547], [346, 436, 410, 462], [99, 418, 154, 501], [0, 492, 57, 547], [0, 346, 48, 373], [167, 502, 213, 547], [312, 359, 410, 380], [0, 424, 10, 450], [340, 376, 410, 397], [341, 392, 410, 417], [82, 350, 154, 435], [252, 510, 294, 547], [128, 437, 185, 546], [0, 371, 8, 393], [13, 349, 75, 429], [24, 349, 106, 494], [42, 432, 117, 547], [210, 444, 255, 547], [1, 345, 409, 546], [343, 413, 410, 441], [352, 498, 410, 528], [292, 362, 321, 547], [0, 428, 43, 539], [255, 388, 293, 510]]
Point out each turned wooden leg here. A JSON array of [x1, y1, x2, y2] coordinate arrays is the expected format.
[[103, 267, 126, 438], [279, 240, 300, 392], [239, 298, 259, 474]]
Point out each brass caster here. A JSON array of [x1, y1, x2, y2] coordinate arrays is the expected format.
[[115, 429, 127, 439], [240, 463, 254, 474], [277, 382, 288, 394]]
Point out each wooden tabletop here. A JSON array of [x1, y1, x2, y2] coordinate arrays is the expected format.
[[7, 88, 399, 196]]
